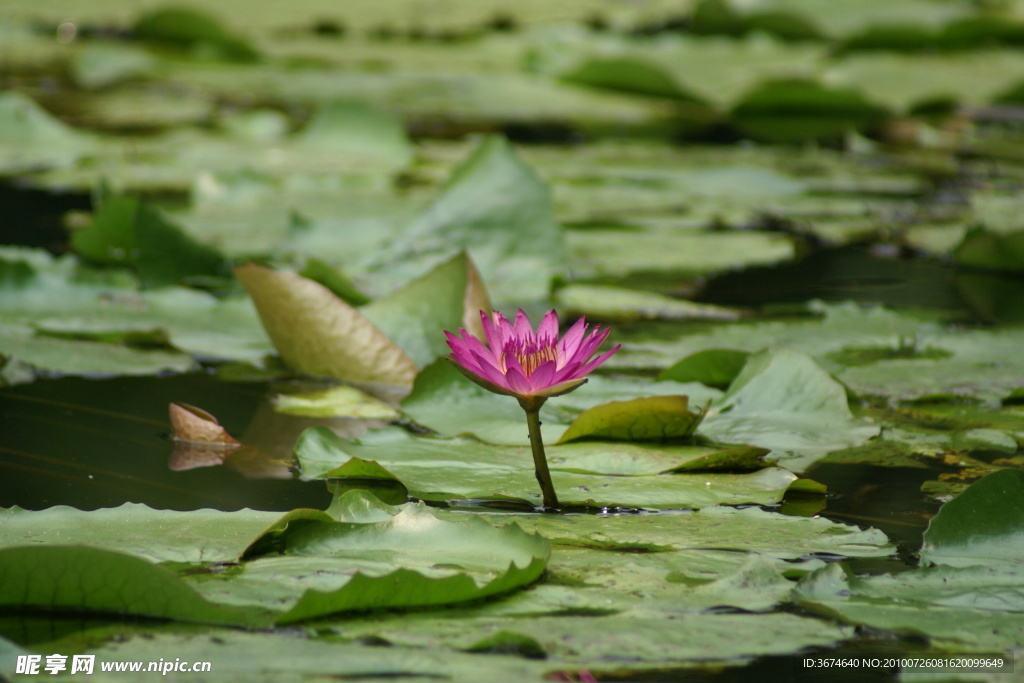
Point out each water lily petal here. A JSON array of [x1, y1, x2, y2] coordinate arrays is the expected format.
[[513, 309, 533, 342], [528, 359, 557, 389], [445, 331, 487, 375], [480, 310, 505, 354], [537, 309, 559, 343], [573, 326, 611, 364], [557, 316, 588, 361], [574, 344, 621, 377], [447, 309, 618, 401], [503, 365, 533, 395]]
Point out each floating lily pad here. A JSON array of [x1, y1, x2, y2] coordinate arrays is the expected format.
[[952, 226, 1024, 273], [561, 55, 709, 105], [658, 348, 750, 388], [0, 492, 550, 625], [272, 385, 399, 419], [555, 284, 741, 322], [796, 562, 1024, 651], [72, 193, 231, 289], [731, 78, 890, 143], [920, 468, 1024, 568], [0, 503, 276, 563], [701, 348, 879, 472], [0, 91, 97, 174], [294, 426, 798, 509], [69, 43, 161, 90], [0, 545, 264, 627], [133, 5, 260, 63], [364, 135, 565, 305], [360, 251, 490, 368]]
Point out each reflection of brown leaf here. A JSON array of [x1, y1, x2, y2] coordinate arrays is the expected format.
[[168, 443, 233, 471], [223, 446, 293, 479], [169, 402, 240, 447]]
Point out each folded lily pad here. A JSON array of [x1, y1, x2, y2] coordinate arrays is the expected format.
[[234, 262, 418, 390], [556, 395, 707, 444]]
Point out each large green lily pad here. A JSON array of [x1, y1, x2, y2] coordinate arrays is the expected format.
[[294, 426, 798, 509], [0, 492, 550, 625]]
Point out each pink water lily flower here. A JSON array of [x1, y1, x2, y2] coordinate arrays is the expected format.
[[445, 309, 620, 403]]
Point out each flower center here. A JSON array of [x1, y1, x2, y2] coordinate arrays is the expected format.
[[502, 338, 558, 377]]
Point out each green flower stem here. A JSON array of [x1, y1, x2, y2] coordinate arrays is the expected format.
[[519, 399, 559, 511]]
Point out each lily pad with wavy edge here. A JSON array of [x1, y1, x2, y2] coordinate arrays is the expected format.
[[0, 492, 550, 625]]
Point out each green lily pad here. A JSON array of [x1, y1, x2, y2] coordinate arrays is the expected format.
[[72, 193, 231, 289], [133, 5, 260, 63], [360, 251, 490, 368], [701, 348, 880, 472], [796, 562, 1024, 651], [731, 78, 890, 143], [364, 135, 565, 305], [291, 100, 414, 172], [294, 426, 798, 509], [0, 248, 273, 371], [658, 348, 750, 388], [550, 443, 771, 475], [208, 491, 551, 623], [0, 545, 263, 627], [0, 492, 550, 625], [460, 504, 892, 560], [0, 91, 97, 174], [566, 229, 795, 280], [556, 395, 706, 444], [561, 55, 708, 105], [0, 503, 277, 563], [48, 628, 551, 681], [0, 324, 194, 377], [272, 385, 399, 419], [920, 468, 1024, 568], [952, 226, 1024, 273], [555, 284, 741, 322], [69, 43, 161, 90]]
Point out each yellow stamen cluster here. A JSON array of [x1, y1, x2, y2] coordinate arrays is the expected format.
[[501, 339, 558, 376]]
